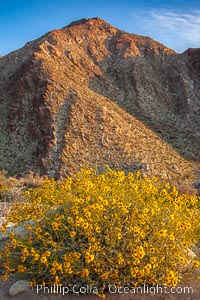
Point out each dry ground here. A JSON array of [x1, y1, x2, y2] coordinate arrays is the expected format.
[[0, 274, 199, 300]]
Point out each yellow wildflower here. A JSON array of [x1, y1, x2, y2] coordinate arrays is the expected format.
[[192, 260, 200, 268], [85, 253, 94, 263], [2, 275, 8, 281], [50, 268, 56, 275], [52, 222, 59, 231], [40, 256, 48, 265], [70, 231, 76, 238], [9, 232, 15, 239], [82, 268, 90, 277]]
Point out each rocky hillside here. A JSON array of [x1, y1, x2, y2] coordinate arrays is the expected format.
[[0, 17, 199, 182]]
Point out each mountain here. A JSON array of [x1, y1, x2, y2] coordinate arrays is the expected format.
[[0, 17, 199, 182]]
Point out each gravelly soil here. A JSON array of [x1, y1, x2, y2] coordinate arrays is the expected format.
[[0, 274, 199, 300]]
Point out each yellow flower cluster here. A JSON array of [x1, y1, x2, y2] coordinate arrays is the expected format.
[[165, 269, 179, 286], [0, 167, 199, 294]]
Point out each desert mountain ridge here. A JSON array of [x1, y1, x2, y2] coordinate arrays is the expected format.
[[0, 17, 200, 184]]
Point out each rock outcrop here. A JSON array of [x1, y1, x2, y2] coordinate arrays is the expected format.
[[0, 17, 199, 182]]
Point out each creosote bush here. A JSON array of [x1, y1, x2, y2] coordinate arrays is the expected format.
[[0, 167, 200, 297]]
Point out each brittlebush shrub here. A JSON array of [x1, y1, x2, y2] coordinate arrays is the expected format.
[[0, 168, 200, 296]]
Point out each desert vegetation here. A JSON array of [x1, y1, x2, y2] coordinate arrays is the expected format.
[[0, 167, 199, 297]]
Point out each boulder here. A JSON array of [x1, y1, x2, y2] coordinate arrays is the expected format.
[[9, 280, 31, 296], [192, 179, 200, 189]]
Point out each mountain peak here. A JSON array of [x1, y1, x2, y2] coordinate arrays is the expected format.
[[59, 17, 175, 58], [62, 17, 117, 35], [68, 17, 104, 27], [0, 18, 199, 183]]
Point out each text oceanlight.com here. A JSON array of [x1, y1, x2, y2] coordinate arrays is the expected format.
[[36, 283, 194, 295]]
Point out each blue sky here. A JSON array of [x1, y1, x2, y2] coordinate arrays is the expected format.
[[0, 0, 200, 55]]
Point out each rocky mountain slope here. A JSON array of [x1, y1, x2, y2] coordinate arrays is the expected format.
[[0, 17, 199, 182]]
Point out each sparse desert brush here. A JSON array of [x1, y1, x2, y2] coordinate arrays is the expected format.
[[0, 171, 45, 205], [0, 167, 200, 296], [19, 171, 46, 188], [0, 170, 13, 194], [0, 170, 20, 202]]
